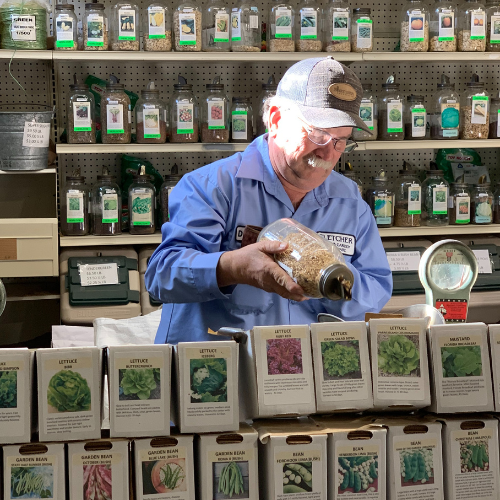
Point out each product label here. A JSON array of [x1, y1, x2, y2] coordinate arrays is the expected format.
[[386, 251, 421, 272], [11, 15, 36, 41], [79, 263, 119, 286], [211, 12, 229, 42], [230, 12, 240, 41], [179, 12, 197, 45], [435, 299, 467, 322], [432, 186, 448, 214], [106, 104, 124, 134], [411, 108, 426, 138], [473, 249, 492, 274], [497, 109, 500, 136], [232, 110, 247, 140], [471, 96, 488, 125], [250, 12, 259, 29], [455, 195, 470, 223], [148, 6, 166, 38], [177, 103, 194, 134], [356, 18, 373, 48], [208, 100, 225, 129], [332, 10, 349, 40], [118, 8, 136, 40], [471, 10, 486, 39], [438, 11, 455, 41], [409, 11, 425, 42], [387, 101, 403, 132], [0, 354, 26, 439], [86, 13, 104, 46], [492, 329, 500, 409], [131, 192, 153, 226], [300, 9, 318, 39], [440, 102, 460, 132], [490, 14, 500, 43], [73, 102, 91, 132], [66, 191, 84, 223], [359, 101, 374, 129], [275, 8, 292, 38], [408, 184, 422, 214], [102, 193, 118, 223], [22, 121, 50, 148], [56, 14, 74, 47], [475, 196, 492, 223], [374, 193, 394, 225], [142, 109, 160, 138]]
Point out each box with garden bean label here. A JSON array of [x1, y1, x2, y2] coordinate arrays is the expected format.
[[439, 416, 500, 500], [369, 318, 431, 410], [486, 324, 500, 411], [68, 439, 130, 500], [0, 348, 34, 445], [195, 423, 259, 500], [253, 419, 328, 500], [428, 323, 493, 413], [134, 434, 195, 500], [108, 344, 172, 438], [310, 322, 373, 413], [240, 325, 316, 420], [36, 346, 102, 442], [172, 340, 239, 433]]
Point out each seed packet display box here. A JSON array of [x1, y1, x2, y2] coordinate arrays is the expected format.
[[253, 419, 328, 500], [439, 416, 500, 500], [36, 346, 102, 442], [487, 325, 500, 411], [134, 434, 196, 500], [0, 348, 34, 445], [196, 423, 259, 500], [3, 443, 66, 500], [310, 322, 373, 413], [107, 344, 172, 438], [68, 439, 130, 500], [369, 318, 431, 411], [240, 325, 316, 420], [172, 340, 239, 433]]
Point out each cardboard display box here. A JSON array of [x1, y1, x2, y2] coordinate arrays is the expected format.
[[487, 325, 500, 412], [3, 443, 66, 500], [108, 344, 172, 438], [428, 323, 494, 413], [369, 318, 431, 410], [240, 325, 316, 419], [196, 423, 259, 500], [36, 346, 102, 442], [172, 340, 239, 433], [134, 434, 195, 500], [311, 322, 373, 413]]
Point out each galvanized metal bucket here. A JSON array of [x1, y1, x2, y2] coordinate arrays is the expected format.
[[0, 105, 54, 171]]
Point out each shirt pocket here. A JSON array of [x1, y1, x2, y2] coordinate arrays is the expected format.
[[222, 284, 274, 315]]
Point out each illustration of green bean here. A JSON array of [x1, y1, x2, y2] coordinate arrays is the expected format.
[[218, 462, 244, 497]]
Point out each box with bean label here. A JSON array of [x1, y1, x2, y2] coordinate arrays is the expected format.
[[487, 324, 500, 412]]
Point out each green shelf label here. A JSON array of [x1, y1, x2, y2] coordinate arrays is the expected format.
[[108, 129, 124, 134], [177, 128, 194, 134], [409, 37, 424, 42], [149, 34, 166, 39], [209, 125, 225, 129], [102, 218, 118, 223], [438, 36, 454, 41], [56, 40, 74, 47], [179, 40, 196, 45], [408, 210, 421, 215], [144, 134, 161, 138], [276, 34, 292, 38], [387, 128, 403, 133], [67, 218, 84, 223], [214, 37, 229, 42], [470, 36, 485, 40], [332, 36, 348, 40], [133, 221, 152, 226], [231, 36, 241, 41], [300, 35, 317, 39], [74, 127, 92, 132], [87, 41, 103, 46], [232, 110, 247, 115], [433, 210, 447, 215], [456, 219, 470, 224], [118, 36, 136, 41]]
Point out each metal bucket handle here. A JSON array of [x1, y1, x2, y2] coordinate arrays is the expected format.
[[0, 279, 5, 318]]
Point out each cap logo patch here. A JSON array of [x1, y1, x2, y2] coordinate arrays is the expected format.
[[328, 83, 357, 101]]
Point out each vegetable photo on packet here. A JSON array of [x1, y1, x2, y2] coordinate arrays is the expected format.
[[47, 370, 91, 413], [338, 455, 378, 494], [283, 462, 313, 494]]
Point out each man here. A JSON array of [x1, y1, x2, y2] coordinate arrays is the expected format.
[[146, 57, 393, 344]]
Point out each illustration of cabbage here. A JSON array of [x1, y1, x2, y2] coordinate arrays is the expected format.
[[441, 107, 459, 128], [476, 202, 492, 218], [389, 108, 401, 122], [47, 370, 91, 412], [374, 198, 392, 217], [359, 107, 372, 121], [132, 196, 151, 214], [414, 116, 425, 127]]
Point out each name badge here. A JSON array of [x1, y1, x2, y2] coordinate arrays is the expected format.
[[318, 232, 356, 256]]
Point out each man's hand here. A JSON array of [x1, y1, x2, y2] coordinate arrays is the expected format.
[[216, 240, 308, 302]]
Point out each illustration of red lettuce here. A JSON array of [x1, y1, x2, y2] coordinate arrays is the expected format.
[[83, 464, 112, 500], [266, 338, 303, 375]]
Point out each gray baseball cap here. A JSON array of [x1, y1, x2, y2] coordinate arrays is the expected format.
[[276, 57, 371, 134]]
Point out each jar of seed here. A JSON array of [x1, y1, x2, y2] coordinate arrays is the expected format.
[[493, 181, 500, 223], [101, 81, 132, 144], [91, 171, 122, 236], [257, 218, 354, 300], [449, 182, 471, 224], [404, 94, 427, 139], [160, 169, 183, 224], [295, 0, 322, 52], [110, 1, 140, 50], [143, 0, 171, 51], [458, 0, 486, 51], [135, 82, 168, 144], [472, 183, 494, 223], [325, 0, 351, 51], [422, 166, 449, 226], [352, 83, 378, 141], [378, 78, 404, 141], [430, 74, 460, 139], [55, 4, 78, 50], [202, 0, 230, 51], [487, 0, 500, 50], [342, 162, 363, 196], [84, 2, 108, 50], [429, 0, 457, 51], [170, 76, 199, 143], [231, 97, 253, 143], [489, 96, 500, 137], [400, 0, 430, 51], [461, 74, 489, 139], [351, 8, 373, 52], [67, 80, 96, 144], [256, 75, 278, 136], [173, 0, 202, 51], [61, 172, 90, 236], [365, 170, 395, 228], [230, 2, 261, 52], [201, 77, 230, 143], [395, 166, 422, 227], [268, 0, 295, 52], [129, 166, 156, 235]]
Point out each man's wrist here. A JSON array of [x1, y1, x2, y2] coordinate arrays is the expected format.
[[216, 251, 236, 288]]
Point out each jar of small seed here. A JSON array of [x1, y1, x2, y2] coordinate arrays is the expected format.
[[91, 171, 122, 236], [201, 77, 230, 143], [325, 0, 351, 51], [83, 2, 108, 50], [400, 0, 430, 51], [55, 4, 78, 50], [135, 82, 168, 144], [352, 83, 378, 141], [378, 79, 405, 141], [489, 96, 500, 137], [256, 75, 278, 136], [472, 183, 493, 223], [461, 74, 489, 139], [67, 81, 96, 144], [404, 94, 427, 139], [429, 0, 457, 51], [422, 166, 449, 226], [365, 170, 395, 228], [487, 0, 500, 50], [449, 182, 471, 224], [458, 0, 486, 51], [110, 1, 140, 50], [173, 0, 202, 51], [61, 172, 90, 236], [129, 166, 156, 235], [231, 97, 253, 143], [202, 0, 230, 51], [342, 163, 363, 196], [101, 81, 132, 144], [230, 2, 261, 52], [268, 0, 295, 51], [351, 8, 373, 52], [143, 0, 172, 51], [295, 0, 322, 52], [493, 181, 500, 223], [160, 170, 183, 224], [395, 166, 422, 227], [170, 76, 199, 143]]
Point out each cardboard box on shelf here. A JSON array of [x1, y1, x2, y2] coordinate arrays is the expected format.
[[487, 324, 500, 412]]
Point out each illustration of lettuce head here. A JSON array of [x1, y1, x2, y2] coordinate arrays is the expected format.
[[0, 371, 17, 408], [120, 368, 157, 400], [378, 335, 420, 375], [389, 108, 401, 122], [47, 370, 91, 412]]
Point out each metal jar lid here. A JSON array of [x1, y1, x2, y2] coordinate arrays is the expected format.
[[353, 7, 371, 15], [399, 169, 417, 175], [164, 174, 183, 182], [97, 174, 117, 182], [426, 169, 444, 176], [69, 83, 90, 92], [362, 83, 372, 91], [85, 3, 105, 9], [106, 82, 125, 90], [232, 96, 249, 103], [141, 89, 160, 98], [319, 264, 354, 301], [451, 182, 468, 189], [56, 4, 75, 10], [407, 94, 425, 103], [66, 175, 85, 183]]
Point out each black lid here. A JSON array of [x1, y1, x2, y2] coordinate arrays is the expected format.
[[85, 2, 104, 8], [164, 174, 183, 182], [407, 94, 424, 103], [492, 96, 500, 103], [56, 3, 74, 9], [382, 83, 399, 89], [362, 83, 372, 90], [476, 182, 491, 188], [106, 82, 125, 90], [263, 75, 277, 91], [399, 169, 417, 175], [467, 73, 484, 88], [69, 74, 89, 92], [353, 7, 370, 14], [232, 96, 248, 102], [437, 74, 452, 89], [174, 75, 192, 91], [206, 76, 224, 91], [426, 169, 444, 175], [97, 174, 116, 182]]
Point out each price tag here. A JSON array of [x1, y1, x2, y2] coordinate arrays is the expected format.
[[79, 263, 119, 286], [22, 122, 50, 148], [386, 251, 421, 272], [472, 249, 492, 274]]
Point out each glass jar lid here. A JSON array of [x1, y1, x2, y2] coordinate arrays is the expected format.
[[141, 89, 160, 98], [232, 97, 249, 104], [353, 7, 370, 14], [56, 4, 75, 10]]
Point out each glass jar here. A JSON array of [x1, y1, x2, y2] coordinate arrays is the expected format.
[[230, 2, 261, 52], [257, 218, 354, 300], [268, 0, 295, 52], [135, 83, 168, 144], [430, 75, 460, 139], [487, 0, 500, 50], [295, 0, 322, 52], [101, 82, 132, 144], [461, 76, 490, 139], [422, 168, 449, 226], [494, 181, 500, 223], [92, 173, 122, 236], [67, 82, 96, 144], [202, 0, 230, 51], [129, 169, 156, 235], [472, 183, 494, 223], [61, 174, 89, 236], [55, 4, 78, 50], [143, 0, 172, 51], [489, 96, 500, 137], [160, 172, 183, 224], [352, 83, 377, 141], [170, 77, 199, 143], [404, 94, 427, 139], [458, 0, 486, 50], [231, 97, 253, 143], [325, 0, 351, 52], [256, 76, 278, 136], [449, 182, 471, 224], [351, 8, 373, 52], [400, 0, 430, 51], [173, 0, 202, 51], [342, 163, 363, 196], [429, 0, 457, 51], [365, 170, 395, 228], [394, 168, 422, 227], [110, 1, 140, 50], [378, 81, 404, 141], [201, 78, 230, 143], [84, 3, 108, 50]]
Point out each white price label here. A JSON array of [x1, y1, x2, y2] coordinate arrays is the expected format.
[[22, 121, 50, 148], [472, 249, 492, 274], [386, 251, 421, 272], [79, 263, 119, 286]]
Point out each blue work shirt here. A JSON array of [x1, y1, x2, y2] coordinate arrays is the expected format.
[[145, 135, 392, 344]]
